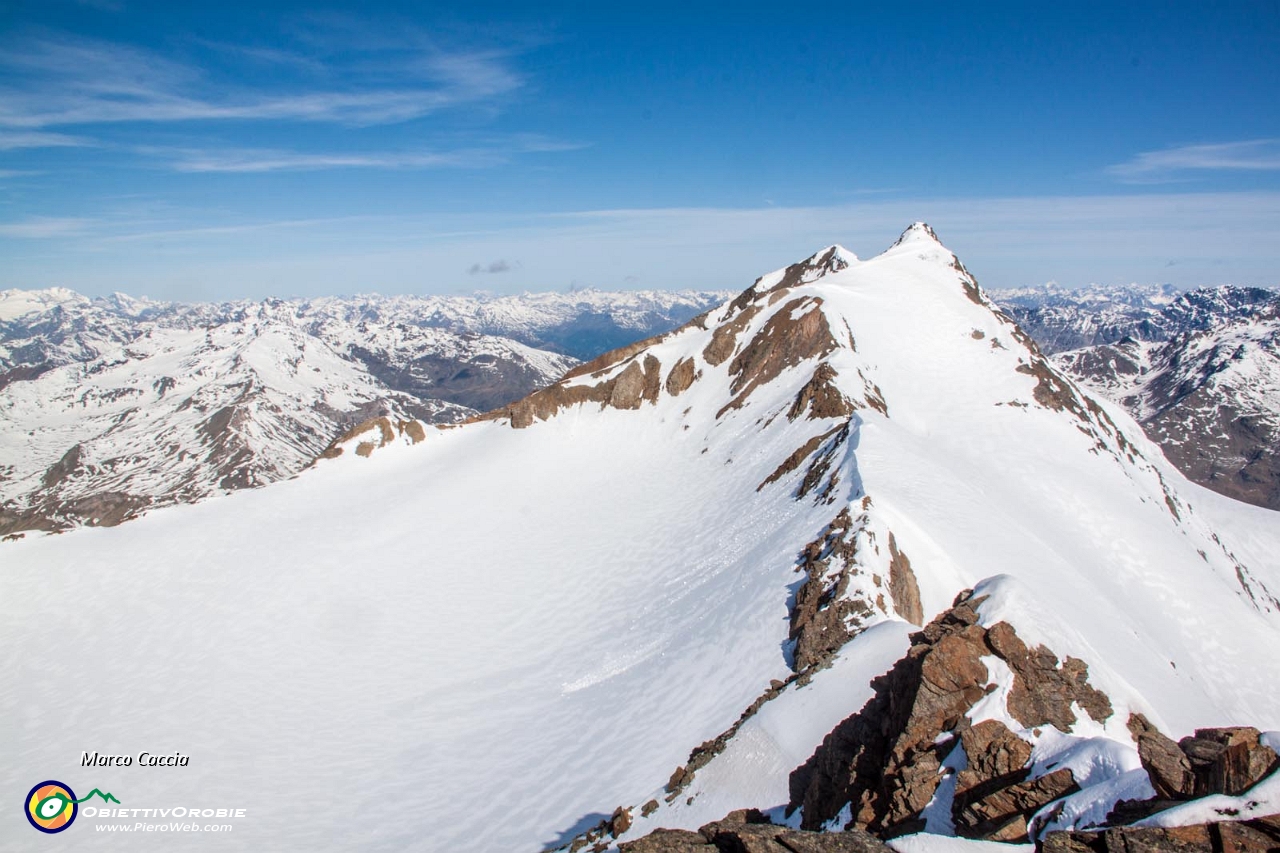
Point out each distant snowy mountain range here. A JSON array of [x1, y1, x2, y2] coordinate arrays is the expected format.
[[4, 225, 1277, 852], [990, 284, 1280, 510], [0, 287, 726, 534]]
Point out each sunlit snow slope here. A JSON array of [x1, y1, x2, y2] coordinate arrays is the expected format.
[[2, 225, 1278, 852]]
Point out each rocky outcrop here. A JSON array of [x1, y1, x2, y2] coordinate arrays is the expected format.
[[665, 357, 699, 396], [788, 507, 877, 674], [1128, 714, 1279, 802], [717, 297, 841, 418], [558, 593, 1278, 853], [704, 305, 762, 367], [1128, 714, 1195, 800], [318, 416, 428, 459], [1042, 819, 1280, 853], [486, 249, 854, 433], [1182, 727, 1279, 797], [885, 534, 923, 627], [789, 590, 1111, 839], [788, 364, 855, 422]]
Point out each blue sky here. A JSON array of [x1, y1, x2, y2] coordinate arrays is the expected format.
[[1, 0, 1279, 300]]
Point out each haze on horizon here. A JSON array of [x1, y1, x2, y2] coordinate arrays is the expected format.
[[1, 0, 1278, 301]]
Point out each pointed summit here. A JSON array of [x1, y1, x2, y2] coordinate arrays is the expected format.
[[888, 221, 942, 250], [725, 244, 858, 316]]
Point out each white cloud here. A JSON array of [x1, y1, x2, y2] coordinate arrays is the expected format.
[[0, 216, 95, 238], [155, 136, 584, 173], [9, 192, 1279, 300], [1108, 140, 1280, 183], [0, 130, 88, 150], [0, 33, 524, 129]]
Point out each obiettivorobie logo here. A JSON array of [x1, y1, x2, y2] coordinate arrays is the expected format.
[[24, 781, 119, 834]]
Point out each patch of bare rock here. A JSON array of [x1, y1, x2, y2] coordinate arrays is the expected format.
[[608, 593, 1280, 853]]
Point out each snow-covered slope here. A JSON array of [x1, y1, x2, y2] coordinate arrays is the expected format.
[[2, 226, 1277, 852], [0, 296, 575, 534], [0, 289, 722, 534], [1052, 287, 1280, 510]]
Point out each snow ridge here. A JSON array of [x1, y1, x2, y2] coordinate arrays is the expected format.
[[2, 226, 1278, 853]]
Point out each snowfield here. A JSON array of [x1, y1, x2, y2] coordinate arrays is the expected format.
[[0, 288, 723, 534], [2, 226, 1278, 851]]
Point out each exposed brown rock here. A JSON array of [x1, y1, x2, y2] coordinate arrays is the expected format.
[[985, 620, 1113, 731], [64, 491, 150, 527], [493, 362, 630, 428], [721, 245, 851, 321], [704, 305, 762, 366], [789, 592, 989, 834], [564, 338, 662, 382], [1042, 824, 1218, 853], [1040, 828, 1105, 852], [797, 422, 851, 503], [1127, 713, 1195, 799], [718, 298, 840, 417], [697, 808, 771, 839], [319, 416, 396, 458], [955, 767, 1077, 841], [788, 363, 855, 421], [1044, 814, 1280, 852], [42, 443, 83, 488], [1016, 359, 1090, 422], [617, 828, 710, 852], [484, 347, 673, 428], [611, 806, 634, 836], [665, 357, 698, 396], [787, 508, 881, 674], [610, 361, 648, 410], [759, 426, 846, 494], [1103, 797, 1182, 826], [0, 361, 54, 391], [951, 256, 986, 307], [618, 819, 892, 853], [766, 829, 892, 852], [1181, 727, 1279, 796], [789, 591, 1113, 837], [642, 355, 663, 404], [1218, 821, 1280, 853], [398, 419, 426, 443], [886, 533, 923, 626], [956, 720, 1033, 797]]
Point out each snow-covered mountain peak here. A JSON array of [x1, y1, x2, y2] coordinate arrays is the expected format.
[[740, 244, 860, 304], [468, 228, 1172, 526], [5, 228, 1280, 852], [888, 220, 943, 249], [0, 286, 89, 320]]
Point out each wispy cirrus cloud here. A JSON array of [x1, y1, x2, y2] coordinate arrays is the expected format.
[[7, 192, 1280, 299], [0, 32, 524, 131], [1108, 139, 1280, 183], [0, 130, 89, 150], [155, 136, 584, 173], [0, 216, 96, 238]]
